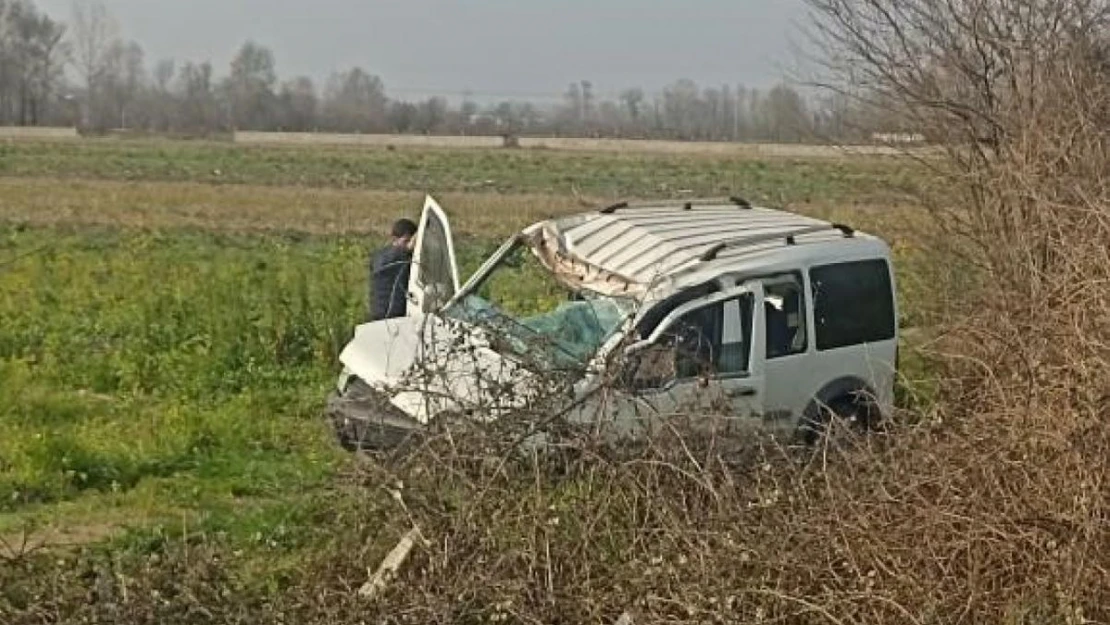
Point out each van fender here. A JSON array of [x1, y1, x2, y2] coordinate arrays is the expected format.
[[798, 376, 879, 440]]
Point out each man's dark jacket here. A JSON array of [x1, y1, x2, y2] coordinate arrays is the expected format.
[[370, 245, 413, 320]]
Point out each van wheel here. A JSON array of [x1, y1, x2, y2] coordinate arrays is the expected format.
[[799, 394, 875, 446], [324, 386, 422, 453]]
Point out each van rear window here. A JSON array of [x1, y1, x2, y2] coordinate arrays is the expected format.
[[809, 259, 896, 350]]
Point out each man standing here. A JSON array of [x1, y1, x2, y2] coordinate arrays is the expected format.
[[369, 218, 418, 321]]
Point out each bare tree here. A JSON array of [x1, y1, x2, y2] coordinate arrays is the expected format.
[[661, 78, 700, 139], [619, 87, 644, 127], [0, 1, 67, 125], [0, 0, 892, 139], [101, 39, 144, 128], [762, 82, 811, 142], [805, 0, 1110, 285], [225, 40, 277, 130], [69, 0, 117, 128], [148, 58, 174, 131], [413, 96, 448, 134], [277, 75, 317, 131], [321, 67, 387, 133], [175, 60, 219, 132]]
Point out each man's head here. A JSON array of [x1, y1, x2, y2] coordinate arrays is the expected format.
[[390, 218, 418, 249]]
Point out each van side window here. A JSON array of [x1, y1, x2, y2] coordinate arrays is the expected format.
[[809, 259, 896, 351], [630, 294, 753, 388], [763, 275, 807, 358], [634, 279, 721, 338]]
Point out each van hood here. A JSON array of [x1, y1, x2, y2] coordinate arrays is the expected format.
[[338, 314, 552, 424]]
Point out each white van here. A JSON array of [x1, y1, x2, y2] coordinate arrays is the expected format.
[[328, 195, 899, 449]]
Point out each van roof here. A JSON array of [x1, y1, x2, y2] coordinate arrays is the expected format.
[[536, 198, 889, 293]]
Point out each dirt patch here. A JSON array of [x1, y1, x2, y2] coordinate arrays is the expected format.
[[0, 523, 120, 558]]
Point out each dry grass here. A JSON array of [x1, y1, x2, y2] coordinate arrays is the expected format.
[[308, 405, 1107, 624], [0, 176, 926, 241], [6, 411, 1102, 624], [0, 127, 78, 141], [233, 131, 938, 158], [0, 178, 585, 238]]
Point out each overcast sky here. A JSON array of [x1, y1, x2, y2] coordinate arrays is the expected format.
[[36, 0, 810, 101]]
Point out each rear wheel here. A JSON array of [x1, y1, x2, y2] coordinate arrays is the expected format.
[[798, 393, 878, 446]]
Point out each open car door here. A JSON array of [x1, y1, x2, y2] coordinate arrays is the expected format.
[[407, 195, 461, 316]]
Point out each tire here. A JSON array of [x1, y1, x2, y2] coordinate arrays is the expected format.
[[324, 381, 423, 452], [798, 393, 877, 446]]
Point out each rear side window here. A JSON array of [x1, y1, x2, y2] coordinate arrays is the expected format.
[[809, 259, 896, 351]]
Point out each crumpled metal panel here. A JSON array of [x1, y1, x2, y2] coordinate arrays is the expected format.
[[537, 204, 841, 285]]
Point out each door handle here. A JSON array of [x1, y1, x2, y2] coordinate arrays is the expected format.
[[726, 387, 757, 398]]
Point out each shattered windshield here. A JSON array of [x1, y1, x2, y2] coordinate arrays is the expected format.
[[444, 240, 636, 371]]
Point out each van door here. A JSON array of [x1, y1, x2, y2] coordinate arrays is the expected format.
[[407, 195, 461, 316], [804, 258, 899, 414], [758, 259, 899, 436], [610, 287, 764, 439], [755, 272, 820, 434]]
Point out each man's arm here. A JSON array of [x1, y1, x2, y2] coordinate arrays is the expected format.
[[388, 253, 413, 317]]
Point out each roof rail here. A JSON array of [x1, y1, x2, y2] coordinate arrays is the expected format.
[[600, 196, 751, 215], [700, 223, 856, 262]]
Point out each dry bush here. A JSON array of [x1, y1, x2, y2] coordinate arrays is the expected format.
[[313, 1, 1109, 622], [243, 406, 1097, 625], [3, 412, 1104, 624]]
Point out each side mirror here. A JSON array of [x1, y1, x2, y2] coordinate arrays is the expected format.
[[621, 342, 677, 391], [615, 351, 641, 389]]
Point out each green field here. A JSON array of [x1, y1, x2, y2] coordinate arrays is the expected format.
[[0, 138, 924, 201], [0, 140, 938, 618]]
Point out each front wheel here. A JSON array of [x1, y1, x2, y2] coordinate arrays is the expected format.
[[324, 382, 423, 452]]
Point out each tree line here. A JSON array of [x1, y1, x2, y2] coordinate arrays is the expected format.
[[0, 0, 902, 142]]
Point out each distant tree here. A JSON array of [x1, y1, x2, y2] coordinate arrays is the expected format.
[[0, 1, 68, 125], [619, 87, 644, 122], [147, 58, 175, 131], [2, 0, 868, 141], [321, 67, 386, 132], [702, 86, 725, 140], [176, 61, 219, 132], [762, 83, 811, 142], [733, 84, 751, 140], [580, 79, 593, 124], [226, 41, 277, 130], [747, 87, 765, 140], [596, 100, 623, 136], [563, 81, 582, 126], [456, 98, 478, 132], [101, 39, 145, 128], [277, 75, 317, 131], [411, 96, 446, 133], [661, 78, 700, 139], [69, 0, 117, 128], [387, 100, 417, 133]]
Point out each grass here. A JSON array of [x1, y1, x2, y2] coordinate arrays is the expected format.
[[0, 228, 361, 532], [0, 178, 587, 238], [0, 138, 924, 204], [0, 139, 947, 621]]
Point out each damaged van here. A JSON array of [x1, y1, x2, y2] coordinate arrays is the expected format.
[[327, 195, 899, 450]]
